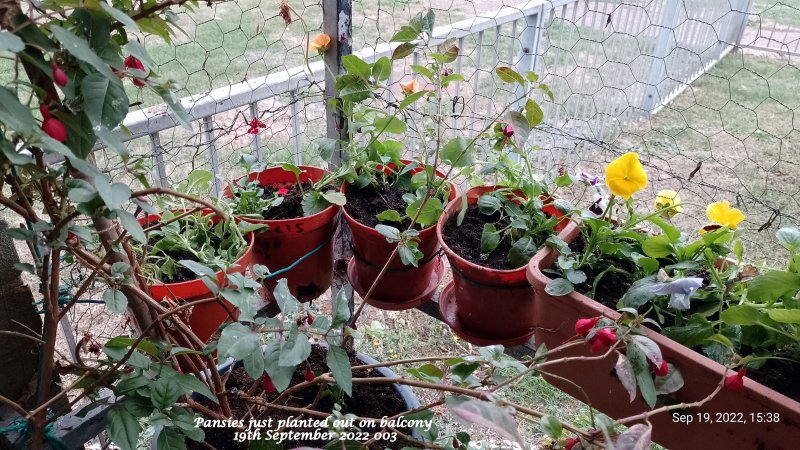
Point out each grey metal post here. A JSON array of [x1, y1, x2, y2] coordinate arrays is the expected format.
[[201, 116, 221, 198], [640, 0, 682, 114], [149, 132, 167, 187], [323, 0, 354, 310]]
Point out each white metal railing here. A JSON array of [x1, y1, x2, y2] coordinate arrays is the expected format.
[[116, 0, 753, 194]]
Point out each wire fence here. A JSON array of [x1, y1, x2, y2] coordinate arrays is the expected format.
[[94, 0, 800, 264]]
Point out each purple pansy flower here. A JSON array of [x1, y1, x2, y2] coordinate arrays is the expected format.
[[650, 277, 705, 311], [578, 170, 602, 186]]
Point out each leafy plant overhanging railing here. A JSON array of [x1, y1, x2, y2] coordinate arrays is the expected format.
[[1, 2, 798, 450]]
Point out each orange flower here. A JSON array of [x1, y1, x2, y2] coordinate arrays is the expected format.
[[400, 79, 420, 94], [309, 34, 331, 54]]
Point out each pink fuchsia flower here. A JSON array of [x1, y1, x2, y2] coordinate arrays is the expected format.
[[564, 437, 579, 450], [503, 124, 514, 137], [123, 55, 146, 87], [651, 359, 669, 377], [575, 317, 600, 337], [724, 368, 746, 391], [39, 105, 67, 143], [588, 328, 617, 353], [650, 277, 704, 311], [277, 188, 290, 196], [51, 62, 68, 87]]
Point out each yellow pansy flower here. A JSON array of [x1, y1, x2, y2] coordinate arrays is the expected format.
[[309, 34, 331, 53], [604, 152, 648, 199], [706, 201, 745, 230], [654, 189, 683, 218]]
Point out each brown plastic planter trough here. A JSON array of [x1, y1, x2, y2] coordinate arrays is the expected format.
[[526, 220, 800, 450]]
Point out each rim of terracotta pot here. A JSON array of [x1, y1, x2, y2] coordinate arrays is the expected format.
[[141, 211, 255, 298], [526, 218, 800, 412], [225, 165, 340, 226]]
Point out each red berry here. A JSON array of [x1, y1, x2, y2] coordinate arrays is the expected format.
[[39, 104, 51, 120], [304, 368, 315, 382], [42, 118, 67, 142], [651, 360, 669, 377], [503, 124, 514, 137], [51, 62, 68, 87], [724, 368, 746, 391], [564, 437, 579, 450], [262, 374, 276, 393], [575, 317, 599, 336]]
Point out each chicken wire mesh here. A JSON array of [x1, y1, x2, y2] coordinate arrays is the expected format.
[[87, 0, 800, 265]]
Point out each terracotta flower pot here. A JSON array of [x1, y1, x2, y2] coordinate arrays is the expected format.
[[226, 166, 340, 302], [140, 212, 254, 344], [526, 221, 800, 450], [435, 186, 566, 346], [342, 161, 453, 310]]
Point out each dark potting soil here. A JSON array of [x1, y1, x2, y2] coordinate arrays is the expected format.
[[146, 235, 222, 284], [186, 345, 413, 449], [568, 234, 637, 308], [344, 183, 420, 229], [260, 182, 315, 220], [745, 358, 800, 402], [442, 206, 516, 270]]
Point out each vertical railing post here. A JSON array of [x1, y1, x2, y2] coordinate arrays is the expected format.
[[322, 0, 354, 311], [640, 0, 682, 114], [202, 116, 221, 198], [149, 132, 167, 187], [733, 0, 755, 47]]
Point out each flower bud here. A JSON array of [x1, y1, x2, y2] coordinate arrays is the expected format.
[[42, 117, 68, 143], [651, 359, 669, 377], [262, 374, 276, 393], [51, 62, 68, 87], [575, 317, 600, 336], [503, 124, 514, 137], [724, 368, 746, 391]]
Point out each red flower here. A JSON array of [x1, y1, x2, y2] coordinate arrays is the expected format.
[[306, 313, 315, 325], [503, 124, 514, 138], [247, 117, 267, 134], [40, 105, 67, 142], [651, 359, 669, 377], [303, 368, 315, 382], [124, 56, 146, 88], [564, 437, 579, 450], [51, 62, 68, 87], [262, 374, 276, 393], [724, 368, 746, 391], [587, 327, 617, 353], [575, 317, 600, 336], [277, 188, 290, 196]]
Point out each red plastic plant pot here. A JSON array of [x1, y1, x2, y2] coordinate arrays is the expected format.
[[436, 186, 564, 345], [525, 221, 800, 450], [139, 211, 254, 344], [342, 160, 454, 309], [225, 166, 340, 302]]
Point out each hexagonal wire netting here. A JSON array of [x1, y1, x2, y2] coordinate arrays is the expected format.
[[93, 0, 799, 265]]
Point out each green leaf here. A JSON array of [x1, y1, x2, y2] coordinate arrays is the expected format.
[[0, 138, 34, 165], [441, 137, 474, 168], [317, 137, 338, 161], [615, 354, 637, 402], [104, 336, 160, 358], [540, 415, 563, 439], [172, 373, 217, 402], [0, 31, 24, 52], [373, 115, 407, 134], [264, 341, 295, 392], [156, 427, 187, 450], [218, 323, 261, 361], [398, 90, 427, 109], [372, 56, 392, 81], [96, 127, 129, 158], [614, 424, 652, 450], [0, 86, 38, 132], [82, 74, 129, 129], [342, 54, 371, 79], [480, 223, 500, 254], [178, 260, 217, 280], [390, 27, 419, 43], [320, 190, 346, 206], [103, 289, 128, 314], [301, 191, 330, 216], [642, 234, 673, 258], [376, 209, 403, 222], [332, 289, 351, 327], [524, 99, 544, 128], [545, 278, 574, 296], [326, 345, 353, 397], [720, 304, 762, 325], [777, 227, 800, 253], [273, 279, 300, 316], [621, 276, 659, 309], [496, 67, 525, 85], [705, 333, 734, 349], [150, 377, 183, 409], [508, 236, 538, 268], [663, 316, 714, 347], [50, 26, 116, 79], [279, 325, 311, 367], [505, 110, 530, 146], [748, 270, 800, 303], [630, 335, 662, 367], [407, 364, 444, 383], [767, 309, 800, 324], [627, 343, 657, 409], [451, 399, 524, 447], [107, 404, 142, 450], [476, 194, 502, 215], [392, 42, 416, 60], [151, 84, 192, 129], [654, 363, 684, 395], [410, 64, 435, 79], [375, 224, 401, 241], [405, 196, 443, 228], [94, 175, 130, 210], [99, 3, 140, 33], [115, 209, 146, 244]]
